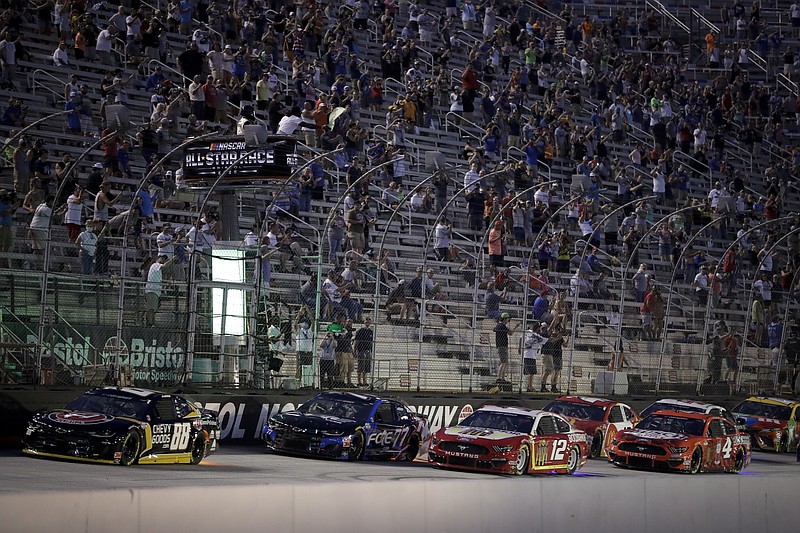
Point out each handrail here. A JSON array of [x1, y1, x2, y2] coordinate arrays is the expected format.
[[148, 59, 244, 123], [506, 146, 552, 183], [672, 150, 713, 189], [450, 67, 492, 96], [444, 111, 482, 142], [777, 73, 799, 96], [370, 196, 412, 235], [746, 49, 769, 77], [112, 37, 128, 68], [690, 8, 720, 34], [268, 207, 320, 250], [525, 0, 566, 25], [646, 0, 690, 33], [30, 69, 68, 103]]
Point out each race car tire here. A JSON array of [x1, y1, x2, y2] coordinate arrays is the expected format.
[[190, 433, 207, 465], [565, 446, 580, 475], [733, 450, 745, 473], [404, 435, 420, 461], [348, 430, 365, 462], [514, 444, 530, 475], [590, 432, 603, 458], [120, 430, 141, 466], [689, 447, 702, 474]]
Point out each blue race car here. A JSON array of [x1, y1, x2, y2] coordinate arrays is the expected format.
[[262, 391, 428, 461]]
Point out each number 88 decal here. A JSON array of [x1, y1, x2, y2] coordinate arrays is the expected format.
[[170, 423, 191, 451]]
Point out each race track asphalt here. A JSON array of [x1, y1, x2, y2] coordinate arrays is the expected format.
[[0, 446, 798, 492]]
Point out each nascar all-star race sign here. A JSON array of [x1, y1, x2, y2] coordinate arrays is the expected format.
[[181, 135, 298, 187]]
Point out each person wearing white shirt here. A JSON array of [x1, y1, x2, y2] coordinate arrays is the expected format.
[[243, 226, 259, 248], [433, 220, 451, 260], [144, 255, 174, 326], [693, 125, 707, 150], [276, 106, 316, 135], [0, 34, 17, 85], [707, 181, 724, 209], [652, 166, 666, 198], [53, 41, 70, 67], [63, 186, 84, 241], [29, 198, 52, 252], [534, 185, 550, 207], [126, 11, 142, 41], [96, 26, 115, 65], [462, 0, 476, 30], [76, 220, 98, 275], [523, 325, 547, 392], [464, 164, 480, 189], [156, 224, 175, 259], [410, 190, 425, 212]]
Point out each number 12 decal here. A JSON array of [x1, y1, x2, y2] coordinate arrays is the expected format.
[[170, 423, 191, 451], [550, 439, 567, 461]]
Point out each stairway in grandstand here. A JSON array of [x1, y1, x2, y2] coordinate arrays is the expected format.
[[1, 0, 798, 393]]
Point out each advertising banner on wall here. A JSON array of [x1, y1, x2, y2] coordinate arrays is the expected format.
[[8, 325, 187, 385]]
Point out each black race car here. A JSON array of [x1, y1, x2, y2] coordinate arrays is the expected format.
[[23, 387, 219, 466], [262, 391, 429, 461]]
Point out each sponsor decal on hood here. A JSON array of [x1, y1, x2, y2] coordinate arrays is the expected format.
[[625, 429, 687, 441], [443, 426, 524, 440], [47, 411, 115, 425]]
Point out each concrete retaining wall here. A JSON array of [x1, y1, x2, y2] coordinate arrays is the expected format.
[[1, 476, 797, 533]]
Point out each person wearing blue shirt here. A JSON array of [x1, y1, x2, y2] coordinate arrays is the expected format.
[[145, 67, 165, 92], [532, 295, 551, 323], [65, 92, 82, 133]]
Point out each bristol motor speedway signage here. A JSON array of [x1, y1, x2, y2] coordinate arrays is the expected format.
[[13, 325, 186, 384], [196, 396, 479, 444]]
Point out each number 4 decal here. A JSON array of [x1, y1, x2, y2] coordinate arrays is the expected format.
[[721, 437, 732, 459], [170, 423, 191, 451], [550, 440, 567, 461]]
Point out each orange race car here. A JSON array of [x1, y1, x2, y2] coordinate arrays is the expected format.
[[608, 410, 751, 474], [542, 396, 639, 457]]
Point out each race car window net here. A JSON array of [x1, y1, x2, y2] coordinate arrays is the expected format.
[[65, 393, 149, 420], [733, 401, 792, 420], [708, 420, 725, 438], [543, 401, 605, 422], [608, 407, 624, 424], [536, 416, 558, 436], [637, 414, 706, 437], [460, 411, 534, 435], [153, 397, 178, 421], [723, 421, 739, 435]]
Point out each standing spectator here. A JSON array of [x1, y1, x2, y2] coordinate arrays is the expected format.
[[0, 31, 17, 88], [295, 321, 314, 388], [28, 196, 52, 255], [319, 332, 337, 389], [144, 254, 175, 326], [76, 219, 98, 275], [541, 326, 567, 393], [522, 324, 547, 392], [631, 263, 649, 303], [354, 317, 374, 388], [723, 329, 740, 389], [768, 315, 784, 366], [335, 319, 354, 388], [494, 313, 518, 382], [461, 0, 476, 31], [0, 189, 15, 258], [61, 184, 83, 242], [693, 265, 710, 305], [433, 219, 451, 261]]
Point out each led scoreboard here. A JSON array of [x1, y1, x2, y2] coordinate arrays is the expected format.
[[181, 135, 297, 186]]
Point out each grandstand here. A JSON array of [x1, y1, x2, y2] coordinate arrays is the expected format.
[[0, 0, 798, 397]]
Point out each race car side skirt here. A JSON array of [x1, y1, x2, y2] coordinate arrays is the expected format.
[[137, 452, 194, 465], [22, 448, 117, 465]]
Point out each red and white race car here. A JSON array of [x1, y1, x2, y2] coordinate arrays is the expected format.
[[608, 410, 751, 474], [542, 396, 639, 458], [428, 405, 590, 476]]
